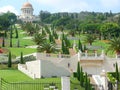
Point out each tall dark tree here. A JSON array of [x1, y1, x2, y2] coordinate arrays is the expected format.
[[80, 67, 84, 87], [85, 73, 88, 90], [77, 62, 80, 81], [10, 38, 12, 47], [115, 62, 119, 81], [8, 51, 12, 67], [78, 39, 83, 52], [17, 39, 20, 47], [15, 26, 18, 38], [2, 37, 5, 47], [10, 26, 12, 38], [20, 52, 24, 64]]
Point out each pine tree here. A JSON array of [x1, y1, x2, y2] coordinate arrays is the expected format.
[[20, 52, 24, 64], [77, 62, 80, 81], [8, 51, 12, 67]]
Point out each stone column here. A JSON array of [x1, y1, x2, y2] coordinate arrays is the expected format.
[[73, 40, 76, 50], [61, 77, 70, 90], [100, 70, 108, 90], [78, 50, 82, 61], [94, 50, 97, 57], [85, 50, 88, 57], [101, 50, 105, 58]]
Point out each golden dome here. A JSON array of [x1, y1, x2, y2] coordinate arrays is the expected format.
[[22, 2, 33, 8]]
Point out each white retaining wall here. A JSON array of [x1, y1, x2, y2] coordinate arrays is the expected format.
[[18, 64, 35, 79], [26, 60, 41, 78]]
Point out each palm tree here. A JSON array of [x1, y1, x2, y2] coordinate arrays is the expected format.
[[37, 42, 56, 53], [33, 33, 46, 45], [84, 34, 96, 45], [108, 36, 120, 55]]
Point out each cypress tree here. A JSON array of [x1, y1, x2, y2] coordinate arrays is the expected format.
[[8, 51, 12, 67], [80, 67, 84, 87], [83, 45, 87, 52], [62, 40, 65, 54], [85, 73, 88, 90], [78, 39, 83, 52], [4, 30, 7, 38], [20, 52, 24, 64], [10, 38, 12, 47], [10, 26, 12, 38], [115, 62, 119, 81], [17, 39, 20, 47], [77, 62, 80, 81], [15, 27, 18, 38], [2, 37, 5, 47]]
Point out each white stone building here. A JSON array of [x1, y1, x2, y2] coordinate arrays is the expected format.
[[18, 1, 39, 22]]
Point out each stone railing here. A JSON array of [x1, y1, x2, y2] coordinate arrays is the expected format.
[[36, 53, 71, 61], [77, 50, 105, 61]]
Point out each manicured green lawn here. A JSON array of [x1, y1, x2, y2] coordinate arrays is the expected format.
[[0, 69, 32, 82], [8, 48, 37, 58], [70, 76, 85, 90], [0, 69, 84, 90]]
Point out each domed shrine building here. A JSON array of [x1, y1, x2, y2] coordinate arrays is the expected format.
[[18, 1, 39, 22]]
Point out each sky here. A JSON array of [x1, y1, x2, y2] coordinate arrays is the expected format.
[[0, 0, 120, 15]]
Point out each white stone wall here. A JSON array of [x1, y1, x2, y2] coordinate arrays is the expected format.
[[26, 60, 41, 78], [18, 64, 35, 79]]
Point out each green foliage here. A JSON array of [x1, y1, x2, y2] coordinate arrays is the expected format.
[[84, 34, 96, 45], [2, 37, 5, 47], [49, 33, 55, 43], [21, 23, 38, 36], [0, 12, 17, 30], [10, 26, 12, 38], [20, 52, 24, 64], [37, 42, 56, 53], [85, 73, 88, 90], [77, 62, 80, 81], [15, 26, 18, 38], [10, 38, 12, 47], [100, 22, 120, 39], [115, 62, 119, 81], [78, 39, 83, 52], [83, 45, 87, 52], [33, 33, 46, 45], [8, 51, 12, 67], [107, 36, 120, 55], [80, 67, 84, 87], [17, 39, 20, 47], [107, 73, 117, 83], [4, 30, 7, 37]]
